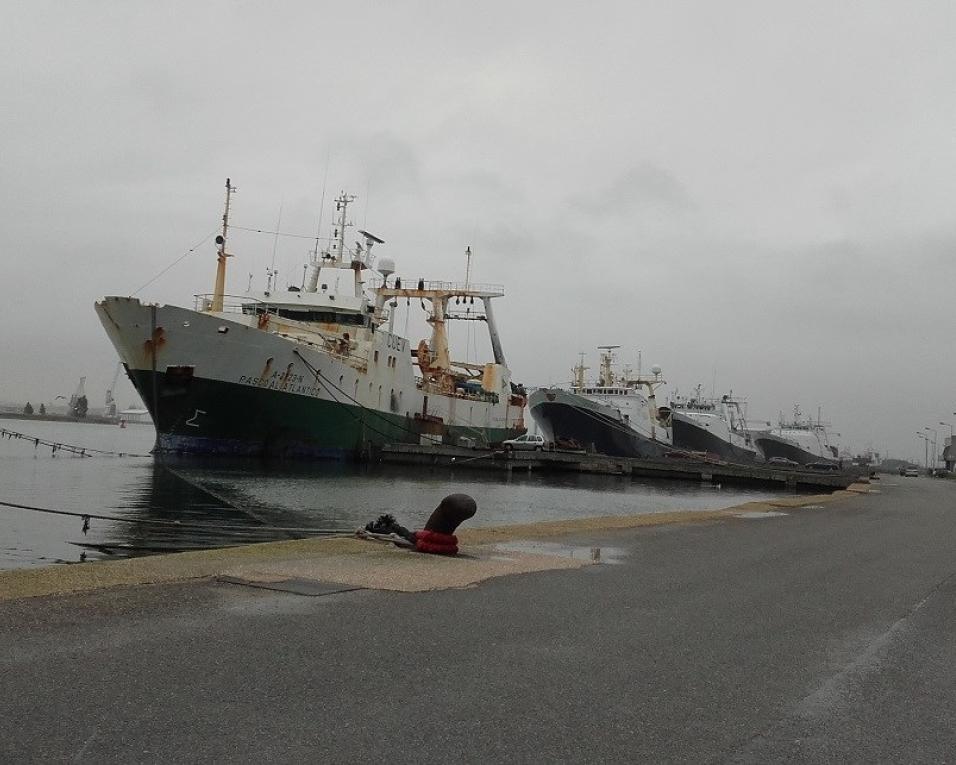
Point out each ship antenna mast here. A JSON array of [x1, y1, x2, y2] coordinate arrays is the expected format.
[[334, 192, 355, 264], [211, 178, 236, 312], [572, 352, 589, 390]]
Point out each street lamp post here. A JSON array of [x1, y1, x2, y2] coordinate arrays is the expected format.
[[925, 427, 939, 467]]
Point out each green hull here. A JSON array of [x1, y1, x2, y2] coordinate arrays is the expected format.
[[131, 370, 520, 459]]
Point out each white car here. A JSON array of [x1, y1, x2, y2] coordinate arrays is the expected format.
[[502, 433, 547, 451]]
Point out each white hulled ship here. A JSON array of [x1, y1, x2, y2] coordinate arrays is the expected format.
[[95, 181, 526, 458], [528, 347, 673, 458], [752, 406, 839, 464], [669, 387, 760, 463]]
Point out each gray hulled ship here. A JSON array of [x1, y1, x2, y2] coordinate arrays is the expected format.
[[752, 406, 839, 464], [95, 181, 526, 458], [670, 388, 760, 463], [529, 347, 672, 458]]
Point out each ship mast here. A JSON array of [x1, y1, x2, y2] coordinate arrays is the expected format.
[[572, 353, 588, 391], [211, 178, 235, 312], [597, 345, 619, 387]]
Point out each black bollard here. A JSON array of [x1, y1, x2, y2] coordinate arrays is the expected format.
[[423, 493, 477, 535]]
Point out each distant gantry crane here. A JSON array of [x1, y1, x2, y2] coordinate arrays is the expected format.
[[105, 362, 122, 418], [68, 376, 88, 418]]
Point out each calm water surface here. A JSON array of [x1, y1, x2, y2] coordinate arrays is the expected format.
[[0, 418, 785, 570]]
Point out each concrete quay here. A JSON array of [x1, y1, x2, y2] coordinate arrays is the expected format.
[[3, 478, 956, 762], [379, 442, 864, 490]]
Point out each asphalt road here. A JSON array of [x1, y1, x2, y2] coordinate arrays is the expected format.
[[2, 478, 955, 763]]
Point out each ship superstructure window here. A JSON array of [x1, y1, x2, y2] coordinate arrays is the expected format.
[[374, 350, 379, 363], [241, 305, 368, 326]]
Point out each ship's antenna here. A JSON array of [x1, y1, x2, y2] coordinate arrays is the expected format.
[[270, 201, 283, 286], [312, 157, 331, 261], [464, 246, 473, 289]]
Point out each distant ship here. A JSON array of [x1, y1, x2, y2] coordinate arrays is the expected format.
[[752, 406, 839, 464], [528, 347, 672, 458], [95, 181, 526, 458], [670, 387, 760, 463]]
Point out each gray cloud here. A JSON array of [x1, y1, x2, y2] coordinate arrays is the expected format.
[[574, 164, 695, 218], [2, 0, 956, 460]]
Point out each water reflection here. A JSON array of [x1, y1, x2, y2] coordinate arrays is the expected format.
[[96, 460, 781, 559], [0, 417, 785, 568]]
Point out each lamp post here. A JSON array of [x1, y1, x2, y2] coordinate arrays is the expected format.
[[925, 427, 938, 467]]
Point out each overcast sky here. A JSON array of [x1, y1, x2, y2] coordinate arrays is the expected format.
[[3, 1, 955, 461]]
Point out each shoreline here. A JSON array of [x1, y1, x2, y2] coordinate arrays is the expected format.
[[0, 484, 868, 602]]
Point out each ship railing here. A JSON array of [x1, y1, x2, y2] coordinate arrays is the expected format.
[[365, 277, 504, 296], [194, 294, 275, 314]]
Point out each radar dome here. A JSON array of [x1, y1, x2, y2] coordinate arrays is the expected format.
[[378, 257, 396, 278], [651, 364, 662, 376]]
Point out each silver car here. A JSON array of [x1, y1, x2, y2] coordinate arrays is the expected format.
[[502, 434, 546, 451]]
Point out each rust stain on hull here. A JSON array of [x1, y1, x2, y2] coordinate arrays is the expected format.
[[144, 326, 166, 363]]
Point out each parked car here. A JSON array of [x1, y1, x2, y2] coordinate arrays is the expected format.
[[501, 434, 547, 451], [805, 461, 841, 471], [904, 467, 920, 477]]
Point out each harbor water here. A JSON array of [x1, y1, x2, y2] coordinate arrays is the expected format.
[[0, 418, 784, 570]]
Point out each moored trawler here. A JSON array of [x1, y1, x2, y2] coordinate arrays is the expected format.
[[753, 406, 839, 465], [529, 347, 673, 458], [95, 181, 526, 458], [670, 388, 761, 463]]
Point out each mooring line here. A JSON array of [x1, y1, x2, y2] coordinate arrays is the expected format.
[[0, 498, 348, 536], [0, 427, 152, 458], [0, 426, 316, 537]]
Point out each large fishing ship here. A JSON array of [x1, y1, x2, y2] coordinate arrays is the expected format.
[[528, 347, 673, 458], [95, 180, 526, 458], [670, 388, 760, 463], [752, 406, 839, 465]]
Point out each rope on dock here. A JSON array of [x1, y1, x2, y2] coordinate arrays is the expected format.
[[0, 427, 152, 458], [0, 498, 349, 536]]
